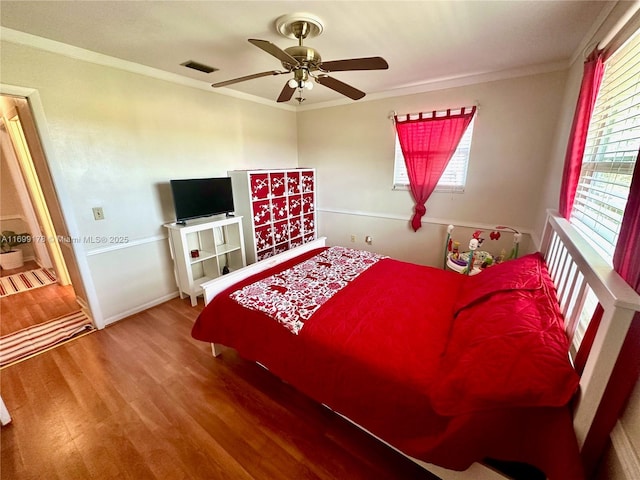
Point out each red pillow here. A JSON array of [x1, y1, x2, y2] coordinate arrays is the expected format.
[[453, 253, 547, 315], [431, 255, 579, 416]]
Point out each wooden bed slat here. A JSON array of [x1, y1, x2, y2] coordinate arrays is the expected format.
[[547, 234, 562, 276], [557, 250, 573, 303], [559, 262, 578, 315], [565, 274, 588, 346]]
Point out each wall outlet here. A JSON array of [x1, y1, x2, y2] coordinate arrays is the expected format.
[[365, 235, 373, 245], [92, 207, 105, 220], [350, 234, 356, 243]]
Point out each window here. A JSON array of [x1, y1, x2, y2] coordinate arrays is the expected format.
[[571, 30, 640, 261], [393, 116, 475, 192]]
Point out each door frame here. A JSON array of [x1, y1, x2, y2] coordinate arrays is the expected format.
[[0, 83, 103, 328], [0, 120, 54, 270]]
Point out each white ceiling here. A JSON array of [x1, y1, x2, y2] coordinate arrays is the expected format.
[[0, 1, 611, 108]]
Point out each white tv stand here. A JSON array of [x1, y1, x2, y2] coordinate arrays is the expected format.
[[164, 216, 246, 306]]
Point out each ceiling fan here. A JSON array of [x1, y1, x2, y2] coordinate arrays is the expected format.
[[211, 13, 389, 103]]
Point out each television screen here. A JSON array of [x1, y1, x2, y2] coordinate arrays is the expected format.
[[170, 177, 235, 223]]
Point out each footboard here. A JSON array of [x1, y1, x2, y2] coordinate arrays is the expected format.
[[541, 210, 640, 448]]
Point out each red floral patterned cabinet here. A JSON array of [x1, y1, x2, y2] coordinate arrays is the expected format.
[[228, 169, 316, 264]]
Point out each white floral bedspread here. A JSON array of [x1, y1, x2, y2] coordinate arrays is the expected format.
[[230, 246, 387, 334]]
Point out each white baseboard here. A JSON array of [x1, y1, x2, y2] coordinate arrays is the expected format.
[[609, 421, 640, 480], [102, 291, 180, 327]]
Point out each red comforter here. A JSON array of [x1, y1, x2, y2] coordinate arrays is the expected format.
[[192, 249, 584, 479]]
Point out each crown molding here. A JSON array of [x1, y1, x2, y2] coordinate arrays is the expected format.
[[0, 27, 296, 112], [298, 60, 569, 111]]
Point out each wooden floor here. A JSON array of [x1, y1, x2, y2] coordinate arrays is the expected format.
[[0, 261, 80, 336], [0, 296, 442, 480]]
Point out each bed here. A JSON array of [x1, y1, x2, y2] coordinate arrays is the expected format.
[[191, 210, 640, 480]]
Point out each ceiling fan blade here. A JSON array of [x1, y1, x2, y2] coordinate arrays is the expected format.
[[277, 82, 296, 103], [249, 39, 300, 67], [316, 76, 366, 100], [320, 56, 389, 72], [212, 70, 283, 88]]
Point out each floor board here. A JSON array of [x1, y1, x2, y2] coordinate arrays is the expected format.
[[1, 260, 79, 336], [0, 296, 441, 480]]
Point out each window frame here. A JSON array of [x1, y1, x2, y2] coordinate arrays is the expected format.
[[393, 114, 475, 193]]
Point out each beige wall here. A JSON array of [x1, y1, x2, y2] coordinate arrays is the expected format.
[[0, 142, 23, 217], [298, 70, 566, 266], [534, 51, 586, 235], [0, 41, 298, 324]]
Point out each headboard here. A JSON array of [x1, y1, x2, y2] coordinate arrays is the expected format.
[[540, 210, 640, 448]]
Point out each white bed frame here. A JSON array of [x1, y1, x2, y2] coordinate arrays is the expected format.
[[200, 210, 640, 480]]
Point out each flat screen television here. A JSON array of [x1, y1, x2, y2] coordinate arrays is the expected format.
[[170, 177, 235, 223]]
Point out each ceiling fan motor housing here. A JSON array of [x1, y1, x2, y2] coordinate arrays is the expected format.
[[283, 46, 322, 71]]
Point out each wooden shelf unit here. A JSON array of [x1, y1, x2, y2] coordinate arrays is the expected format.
[[165, 216, 246, 306]]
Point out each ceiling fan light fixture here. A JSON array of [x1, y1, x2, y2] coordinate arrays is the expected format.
[[305, 81, 314, 90], [288, 78, 298, 89]]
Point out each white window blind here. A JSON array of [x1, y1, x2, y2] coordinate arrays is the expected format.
[[393, 115, 475, 193], [571, 30, 640, 261]]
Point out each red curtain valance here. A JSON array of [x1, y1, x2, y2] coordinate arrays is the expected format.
[[395, 106, 476, 231]]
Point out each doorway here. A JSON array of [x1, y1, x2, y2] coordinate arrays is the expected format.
[[0, 94, 91, 335]]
